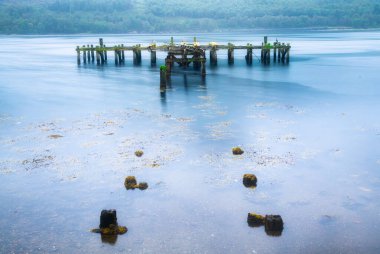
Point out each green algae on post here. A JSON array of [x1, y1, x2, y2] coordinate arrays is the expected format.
[[247, 213, 265, 227], [124, 176, 138, 189], [138, 182, 148, 190]]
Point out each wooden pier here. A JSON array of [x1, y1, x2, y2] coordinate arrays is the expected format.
[[76, 36, 291, 76]]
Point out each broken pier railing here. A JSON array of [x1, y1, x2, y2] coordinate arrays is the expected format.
[[76, 36, 291, 76]]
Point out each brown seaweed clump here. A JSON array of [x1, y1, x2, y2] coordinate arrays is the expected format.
[[138, 182, 148, 190], [232, 147, 244, 155], [243, 174, 257, 187], [124, 176, 138, 189], [124, 176, 148, 190], [135, 150, 144, 157], [247, 213, 265, 227]]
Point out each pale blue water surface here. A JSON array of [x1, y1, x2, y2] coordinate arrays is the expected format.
[[0, 30, 380, 253]]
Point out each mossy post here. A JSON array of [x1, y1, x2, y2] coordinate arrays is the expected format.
[[228, 43, 234, 65], [100, 49, 105, 65], [117, 46, 122, 64], [160, 65, 167, 89], [87, 44, 91, 62], [76, 46, 81, 65], [91, 45, 95, 63]]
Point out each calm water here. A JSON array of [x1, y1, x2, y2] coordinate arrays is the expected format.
[[0, 30, 380, 253]]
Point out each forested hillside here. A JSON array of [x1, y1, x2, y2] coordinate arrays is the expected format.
[[0, 0, 379, 34]]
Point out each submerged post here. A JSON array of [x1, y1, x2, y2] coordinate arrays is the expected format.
[[96, 47, 100, 65], [114, 49, 119, 65], [160, 65, 167, 89], [91, 45, 95, 63], [82, 46, 87, 64], [76, 46, 81, 65], [151, 50, 156, 66], [210, 46, 217, 66], [228, 43, 234, 65], [246, 44, 253, 65], [87, 44, 91, 63]]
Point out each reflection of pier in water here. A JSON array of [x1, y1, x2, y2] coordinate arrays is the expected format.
[[76, 36, 291, 77]]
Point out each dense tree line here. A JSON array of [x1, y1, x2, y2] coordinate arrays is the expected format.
[[0, 0, 379, 34]]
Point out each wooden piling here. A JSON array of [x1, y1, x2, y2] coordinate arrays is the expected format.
[[114, 49, 119, 65], [76, 46, 80, 65], [99, 38, 103, 47], [83, 49, 87, 64], [228, 43, 234, 65], [87, 45, 91, 62], [96, 47, 100, 65], [100, 50, 105, 64], [210, 47, 217, 66], [273, 44, 277, 62], [246, 44, 253, 65], [160, 65, 167, 89], [286, 44, 290, 63], [91, 45, 95, 63], [121, 44, 125, 63], [104, 45, 108, 62]]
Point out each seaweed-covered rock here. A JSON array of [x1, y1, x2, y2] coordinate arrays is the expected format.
[[232, 147, 244, 155], [100, 209, 117, 229], [124, 176, 138, 190], [243, 174, 257, 187], [135, 150, 144, 157], [138, 182, 148, 190], [265, 215, 284, 236], [247, 213, 265, 227]]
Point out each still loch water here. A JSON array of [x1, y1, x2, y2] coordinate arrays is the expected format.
[[0, 30, 380, 253]]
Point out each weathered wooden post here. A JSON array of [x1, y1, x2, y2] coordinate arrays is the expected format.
[[273, 43, 277, 62], [87, 44, 91, 62], [264, 36, 268, 44], [91, 45, 95, 63], [228, 43, 234, 65], [114, 49, 119, 65], [286, 44, 290, 63], [120, 44, 125, 63], [133, 45, 141, 65], [99, 38, 103, 47], [76, 46, 81, 65], [149, 50, 156, 66], [82, 46, 87, 64], [96, 47, 100, 65], [210, 46, 217, 66], [246, 44, 253, 65], [100, 49, 105, 65], [201, 59, 206, 76], [277, 47, 281, 62], [103, 45, 108, 62], [160, 65, 167, 89]]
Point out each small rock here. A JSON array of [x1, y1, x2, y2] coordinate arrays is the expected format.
[[243, 174, 257, 187], [48, 134, 63, 139], [135, 150, 144, 157], [264, 215, 284, 236], [138, 182, 148, 190], [124, 176, 138, 190], [232, 147, 244, 155], [247, 213, 265, 227]]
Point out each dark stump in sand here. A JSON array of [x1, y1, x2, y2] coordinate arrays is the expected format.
[[100, 209, 117, 229], [138, 182, 148, 190], [247, 213, 265, 227], [232, 147, 244, 155], [124, 176, 138, 189], [243, 174, 257, 187], [265, 215, 284, 236]]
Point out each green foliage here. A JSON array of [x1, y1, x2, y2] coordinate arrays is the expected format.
[[0, 0, 379, 34]]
